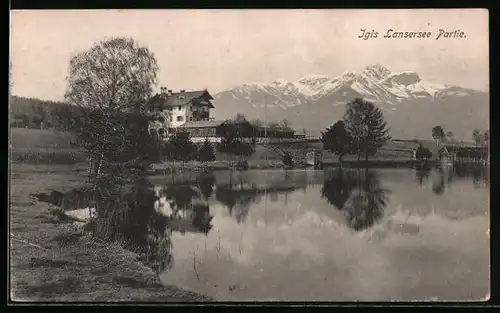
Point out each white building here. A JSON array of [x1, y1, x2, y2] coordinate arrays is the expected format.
[[148, 87, 215, 134]]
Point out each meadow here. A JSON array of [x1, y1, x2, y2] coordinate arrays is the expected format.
[[10, 128, 86, 165], [10, 128, 417, 168]]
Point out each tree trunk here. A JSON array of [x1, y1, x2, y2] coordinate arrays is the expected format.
[[88, 156, 93, 184], [96, 152, 104, 177]]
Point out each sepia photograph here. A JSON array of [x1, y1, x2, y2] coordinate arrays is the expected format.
[[9, 9, 489, 302]]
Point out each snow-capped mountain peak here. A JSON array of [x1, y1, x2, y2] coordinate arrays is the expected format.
[[296, 74, 331, 85], [211, 64, 487, 141], [214, 64, 481, 109], [361, 64, 391, 79]]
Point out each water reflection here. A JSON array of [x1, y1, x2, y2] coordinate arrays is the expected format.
[[95, 175, 175, 273], [413, 163, 489, 195], [158, 167, 489, 301], [158, 173, 216, 235], [432, 167, 446, 195], [30, 161, 490, 301], [322, 167, 391, 231], [415, 165, 432, 186], [32, 172, 175, 274], [215, 186, 257, 224], [454, 163, 489, 189]]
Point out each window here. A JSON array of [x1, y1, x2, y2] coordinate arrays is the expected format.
[[177, 116, 183, 122], [178, 106, 182, 110], [190, 117, 193, 121], [169, 116, 172, 122]]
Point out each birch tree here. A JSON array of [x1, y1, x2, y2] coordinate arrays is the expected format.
[[64, 37, 163, 240], [64, 37, 159, 181]]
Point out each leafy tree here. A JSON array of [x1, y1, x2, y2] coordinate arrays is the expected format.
[[234, 114, 248, 123], [64, 37, 163, 240], [64, 37, 160, 181], [343, 98, 390, 161], [167, 131, 197, 166], [415, 145, 432, 160], [268, 121, 281, 129], [280, 119, 291, 130], [321, 120, 351, 163], [197, 138, 216, 163], [473, 128, 488, 147], [218, 122, 255, 168], [11, 113, 30, 128], [446, 131, 455, 143], [31, 104, 49, 129], [432, 125, 446, 142], [472, 129, 484, 146]]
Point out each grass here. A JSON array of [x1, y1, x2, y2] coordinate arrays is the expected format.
[[10, 128, 86, 165], [10, 128, 76, 149], [9, 163, 213, 302], [9, 128, 417, 169]]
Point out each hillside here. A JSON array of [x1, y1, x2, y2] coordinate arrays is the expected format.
[[10, 95, 69, 129], [212, 64, 489, 140]]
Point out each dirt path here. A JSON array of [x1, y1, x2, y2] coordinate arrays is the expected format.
[[9, 163, 213, 302]]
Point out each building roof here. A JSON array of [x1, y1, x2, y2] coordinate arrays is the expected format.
[[149, 90, 214, 110], [180, 120, 226, 129], [256, 125, 295, 133]]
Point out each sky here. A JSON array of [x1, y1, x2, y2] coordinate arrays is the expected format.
[[11, 9, 489, 101]]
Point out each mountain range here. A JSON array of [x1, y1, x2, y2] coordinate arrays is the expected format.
[[211, 64, 489, 140]]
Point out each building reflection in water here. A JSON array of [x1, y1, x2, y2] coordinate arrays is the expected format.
[[413, 163, 489, 195]]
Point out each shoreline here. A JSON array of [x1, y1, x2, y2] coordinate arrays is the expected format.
[[9, 163, 214, 302], [146, 158, 445, 175]]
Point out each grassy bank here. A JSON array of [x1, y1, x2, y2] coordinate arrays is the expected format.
[[9, 163, 213, 302], [10, 128, 87, 165], [10, 128, 417, 165]]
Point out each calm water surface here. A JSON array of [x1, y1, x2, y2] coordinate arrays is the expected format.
[[154, 165, 489, 301]]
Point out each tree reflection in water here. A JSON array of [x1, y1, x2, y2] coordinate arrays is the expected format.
[[95, 173, 174, 274], [454, 163, 489, 189], [322, 167, 391, 231], [432, 167, 446, 195], [426, 164, 489, 195], [215, 173, 303, 224], [215, 185, 258, 224], [415, 164, 432, 186], [160, 173, 216, 235]]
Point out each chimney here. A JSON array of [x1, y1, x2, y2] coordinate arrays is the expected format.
[[167, 89, 172, 96], [180, 89, 186, 93]]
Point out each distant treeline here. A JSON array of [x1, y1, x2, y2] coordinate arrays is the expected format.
[[10, 95, 77, 130]]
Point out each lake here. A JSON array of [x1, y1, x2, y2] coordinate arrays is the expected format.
[[153, 164, 489, 301]]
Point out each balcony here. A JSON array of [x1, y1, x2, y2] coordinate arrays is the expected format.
[[192, 111, 210, 121]]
